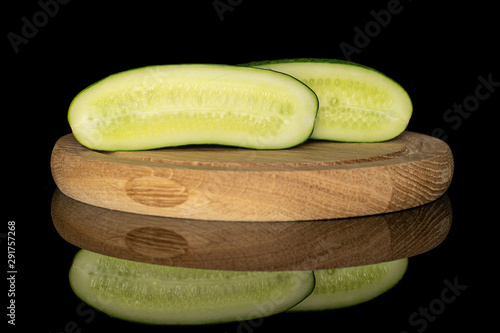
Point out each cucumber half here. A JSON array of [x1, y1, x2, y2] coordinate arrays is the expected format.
[[289, 258, 408, 312], [69, 250, 315, 325], [245, 59, 413, 142], [68, 64, 318, 151]]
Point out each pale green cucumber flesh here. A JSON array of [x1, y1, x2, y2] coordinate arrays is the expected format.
[[245, 59, 413, 142], [69, 250, 315, 325], [68, 64, 318, 151], [288, 258, 408, 312]]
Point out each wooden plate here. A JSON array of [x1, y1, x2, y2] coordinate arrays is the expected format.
[[50, 131, 453, 222], [51, 190, 452, 271]]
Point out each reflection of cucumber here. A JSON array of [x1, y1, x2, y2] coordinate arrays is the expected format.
[[289, 258, 408, 311], [68, 64, 318, 151], [69, 250, 315, 325], [245, 59, 412, 142]]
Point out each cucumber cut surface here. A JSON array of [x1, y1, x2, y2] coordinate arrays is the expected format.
[[68, 64, 318, 151], [69, 250, 315, 325], [289, 258, 408, 311], [246, 59, 412, 142]]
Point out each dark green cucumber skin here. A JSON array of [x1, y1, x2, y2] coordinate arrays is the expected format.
[[241, 58, 381, 75], [68, 64, 319, 151], [240, 58, 406, 93]]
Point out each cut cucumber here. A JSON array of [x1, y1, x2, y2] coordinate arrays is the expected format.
[[244, 59, 412, 142], [68, 64, 318, 151], [288, 258, 408, 312], [69, 250, 315, 325]]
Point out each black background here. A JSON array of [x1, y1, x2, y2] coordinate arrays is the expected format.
[[4, 0, 498, 332]]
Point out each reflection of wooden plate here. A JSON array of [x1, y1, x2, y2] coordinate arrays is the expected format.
[[50, 131, 453, 221], [51, 190, 452, 271]]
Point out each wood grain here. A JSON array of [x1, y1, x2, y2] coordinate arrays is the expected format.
[[51, 190, 452, 271], [50, 131, 453, 221]]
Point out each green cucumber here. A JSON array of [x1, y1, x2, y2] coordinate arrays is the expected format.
[[69, 250, 315, 325], [288, 258, 408, 312], [68, 64, 318, 151], [244, 59, 412, 142]]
